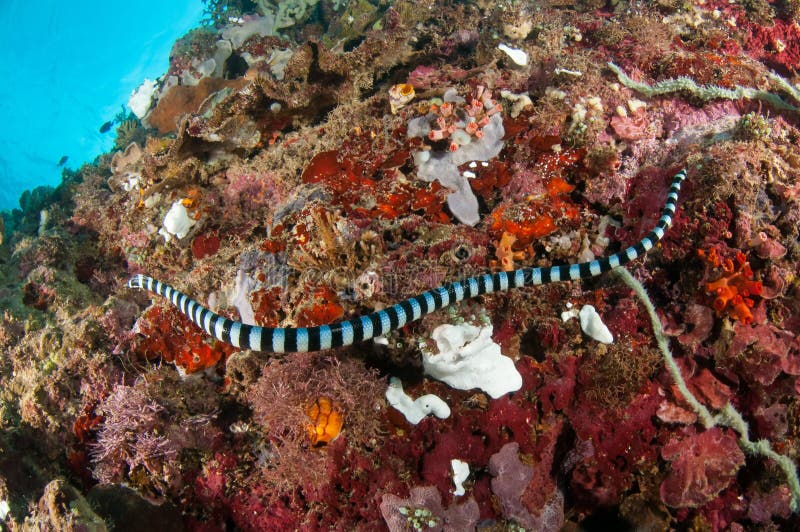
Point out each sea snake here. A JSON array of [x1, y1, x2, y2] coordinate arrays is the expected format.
[[128, 169, 686, 353]]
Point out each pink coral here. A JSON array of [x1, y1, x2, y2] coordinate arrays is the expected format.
[[660, 428, 745, 508], [537, 356, 578, 413], [658, 363, 732, 425], [686, 366, 733, 410], [747, 486, 792, 524], [223, 166, 288, 219], [406, 65, 469, 90], [753, 402, 789, 439], [247, 353, 386, 492], [743, 18, 800, 74], [676, 303, 715, 347], [660, 100, 741, 140], [750, 231, 787, 260], [91, 374, 220, 496], [721, 322, 796, 386], [610, 107, 657, 141], [656, 399, 697, 425]]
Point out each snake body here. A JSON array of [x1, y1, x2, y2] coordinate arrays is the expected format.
[[128, 170, 685, 353]]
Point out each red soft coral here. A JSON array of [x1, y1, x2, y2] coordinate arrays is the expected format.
[[660, 427, 745, 508]]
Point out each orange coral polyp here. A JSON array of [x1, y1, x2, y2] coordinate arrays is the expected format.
[[701, 248, 762, 324], [307, 396, 343, 446], [730, 302, 755, 325], [493, 231, 529, 272], [397, 83, 414, 97]]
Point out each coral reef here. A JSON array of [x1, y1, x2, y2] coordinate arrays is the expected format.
[[1, 0, 800, 529]]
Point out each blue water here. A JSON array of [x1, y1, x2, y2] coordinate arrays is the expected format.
[[0, 0, 205, 213]]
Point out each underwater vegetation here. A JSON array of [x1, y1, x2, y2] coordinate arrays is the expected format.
[[2, 0, 800, 529]]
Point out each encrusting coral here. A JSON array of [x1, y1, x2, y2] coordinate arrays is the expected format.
[[2, 0, 800, 529]]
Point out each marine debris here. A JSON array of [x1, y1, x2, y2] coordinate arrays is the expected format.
[[1, 0, 800, 529]]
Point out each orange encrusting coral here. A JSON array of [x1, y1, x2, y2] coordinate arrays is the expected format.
[[301, 146, 450, 223], [192, 232, 221, 260], [134, 305, 236, 374], [469, 160, 513, 199], [250, 286, 283, 327], [295, 286, 345, 327], [488, 176, 578, 247], [699, 248, 763, 325], [306, 396, 343, 446]]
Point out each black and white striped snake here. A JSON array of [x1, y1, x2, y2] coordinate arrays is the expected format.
[[128, 169, 685, 353]]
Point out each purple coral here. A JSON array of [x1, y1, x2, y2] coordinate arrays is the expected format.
[[380, 486, 479, 532], [488, 442, 564, 531]]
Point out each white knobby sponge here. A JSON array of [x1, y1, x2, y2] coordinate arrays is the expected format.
[[563, 304, 614, 344], [497, 43, 529, 66], [579, 305, 614, 344], [423, 323, 522, 398], [385, 377, 451, 425], [158, 201, 196, 242], [451, 459, 470, 496], [128, 79, 158, 119]]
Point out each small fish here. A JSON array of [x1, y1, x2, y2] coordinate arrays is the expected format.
[[99, 120, 114, 133], [57, 155, 68, 166]]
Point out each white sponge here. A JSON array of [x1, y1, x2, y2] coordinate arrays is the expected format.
[[128, 79, 158, 119], [451, 459, 470, 496], [423, 323, 522, 398], [563, 305, 614, 344], [158, 201, 196, 242], [579, 305, 614, 344], [385, 377, 451, 425]]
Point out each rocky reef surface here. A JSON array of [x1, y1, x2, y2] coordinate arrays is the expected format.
[[1, 0, 800, 529]]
